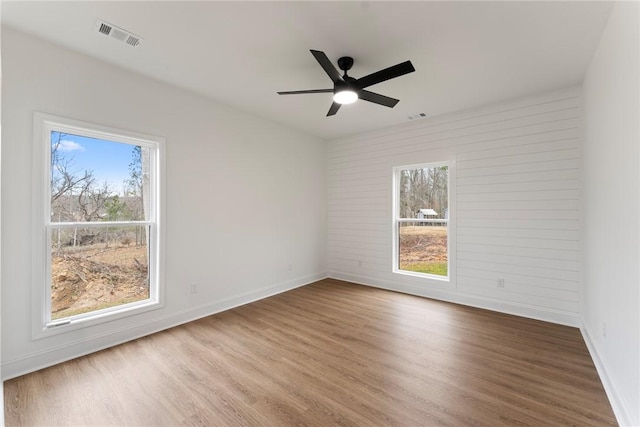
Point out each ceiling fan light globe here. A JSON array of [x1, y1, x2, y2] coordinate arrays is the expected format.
[[333, 90, 358, 105]]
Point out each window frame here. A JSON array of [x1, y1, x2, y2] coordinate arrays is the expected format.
[[32, 112, 166, 339], [392, 160, 456, 285]]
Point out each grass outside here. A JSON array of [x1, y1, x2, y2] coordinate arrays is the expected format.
[[400, 261, 448, 276]]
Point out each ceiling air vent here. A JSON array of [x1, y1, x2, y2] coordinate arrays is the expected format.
[[94, 20, 143, 48], [408, 113, 427, 120]]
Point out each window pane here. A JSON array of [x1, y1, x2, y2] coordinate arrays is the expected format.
[[398, 166, 448, 219], [398, 222, 448, 276], [50, 225, 150, 320], [397, 164, 448, 277], [50, 131, 150, 222]]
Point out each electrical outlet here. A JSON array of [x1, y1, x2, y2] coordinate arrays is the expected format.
[[497, 278, 505, 288], [190, 283, 198, 294]]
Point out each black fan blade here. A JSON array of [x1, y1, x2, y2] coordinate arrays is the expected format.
[[356, 60, 415, 89], [358, 90, 400, 108], [327, 102, 341, 116], [311, 50, 343, 83], [277, 89, 333, 95]]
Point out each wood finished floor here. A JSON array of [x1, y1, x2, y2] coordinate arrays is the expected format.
[[4, 279, 616, 426]]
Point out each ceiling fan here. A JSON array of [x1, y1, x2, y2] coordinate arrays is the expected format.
[[277, 50, 415, 117]]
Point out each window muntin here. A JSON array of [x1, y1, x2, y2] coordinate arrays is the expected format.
[[394, 163, 449, 280], [34, 113, 163, 334]]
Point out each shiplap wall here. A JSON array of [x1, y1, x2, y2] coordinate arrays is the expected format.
[[327, 87, 581, 325]]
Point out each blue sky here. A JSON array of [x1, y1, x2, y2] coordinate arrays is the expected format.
[[51, 131, 137, 195]]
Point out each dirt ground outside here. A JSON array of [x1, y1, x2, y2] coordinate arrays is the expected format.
[[398, 225, 448, 276], [50, 226, 447, 319], [51, 244, 149, 319]]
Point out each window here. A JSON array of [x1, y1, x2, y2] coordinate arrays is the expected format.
[[33, 113, 164, 336], [393, 162, 450, 280]]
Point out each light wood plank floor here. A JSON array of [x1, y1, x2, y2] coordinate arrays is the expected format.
[[4, 279, 616, 426]]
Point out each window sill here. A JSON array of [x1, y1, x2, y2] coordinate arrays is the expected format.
[[393, 268, 451, 283], [33, 298, 163, 340]]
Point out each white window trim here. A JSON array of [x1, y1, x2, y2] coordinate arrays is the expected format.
[[32, 112, 166, 339], [392, 159, 456, 287]]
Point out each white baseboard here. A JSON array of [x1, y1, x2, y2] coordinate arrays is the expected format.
[[329, 271, 581, 327], [580, 323, 636, 427], [2, 272, 328, 381]]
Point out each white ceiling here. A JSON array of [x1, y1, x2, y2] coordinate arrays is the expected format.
[[2, 1, 613, 140]]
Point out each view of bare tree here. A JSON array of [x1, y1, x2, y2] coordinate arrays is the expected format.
[[50, 133, 145, 248], [399, 166, 448, 219], [123, 145, 147, 245]]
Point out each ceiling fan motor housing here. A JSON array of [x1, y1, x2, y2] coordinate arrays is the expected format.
[[334, 79, 356, 91]]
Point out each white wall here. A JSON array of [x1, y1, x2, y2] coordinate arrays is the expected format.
[[328, 86, 582, 326], [0, 28, 327, 379], [0, 8, 4, 425], [582, 2, 639, 425]]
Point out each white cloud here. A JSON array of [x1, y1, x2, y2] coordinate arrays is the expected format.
[[56, 140, 85, 152]]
